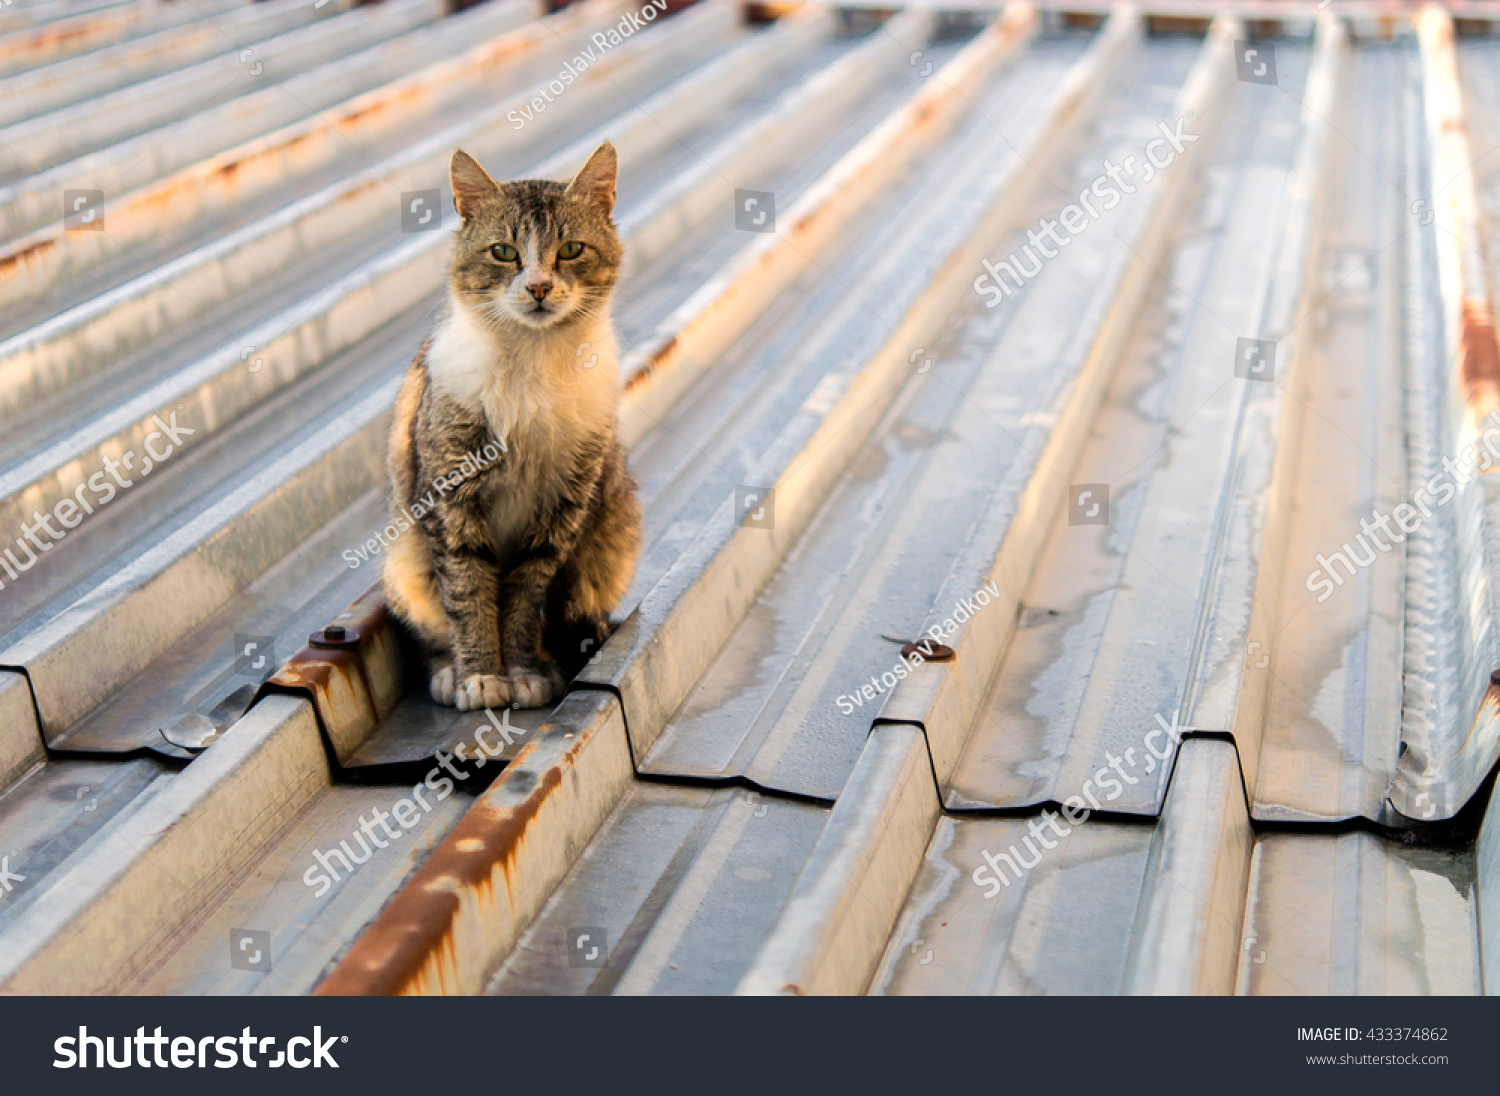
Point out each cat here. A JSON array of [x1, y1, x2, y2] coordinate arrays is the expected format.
[[383, 142, 640, 711]]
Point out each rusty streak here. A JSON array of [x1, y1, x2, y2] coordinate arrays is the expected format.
[[314, 758, 566, 995], [1461, 300, 1500, 415], [259, 582, 396, 750]]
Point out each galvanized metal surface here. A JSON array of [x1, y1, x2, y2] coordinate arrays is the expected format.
[[0, 0, 251, 78], [1, 0, 1499, 997]]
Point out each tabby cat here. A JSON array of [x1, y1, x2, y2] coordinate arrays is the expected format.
[[383, 142, 640, 711]]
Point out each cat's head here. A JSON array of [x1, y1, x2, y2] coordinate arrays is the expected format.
[[447, 143, 622, 333]]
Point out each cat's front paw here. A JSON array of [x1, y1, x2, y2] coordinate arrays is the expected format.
[[507, 667, 555, 709], [455, 673, 511, 711], [429, 663, 456, 705]]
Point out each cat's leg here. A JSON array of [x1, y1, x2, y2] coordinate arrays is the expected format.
[[432, 542, 509, 711], [540, 441, 640, 681], [498, 466, 611, 707], [568, 440, 641, 629], [498, 548, 566, 708], [500, 441, 638, 706]]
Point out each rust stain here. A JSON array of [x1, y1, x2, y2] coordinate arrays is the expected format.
[[0, 235, 56, 282], [17, 21, 108, 53], [742, 2, 796, 24], [269, 646, 370, 719], [334, 79, 445, 134], [99, 116, 343, 228], [623, 334, 676, 393], [1148, 15, 1211, 35], [648, 335, 677, 367], [1060, 12, 1105, 30], [1458, 678, 1500, 753], [1461, 300, 1500, 416], [315, 761, 564, 995], [262, 583, 395, 743], [336, 99, 393, 130]]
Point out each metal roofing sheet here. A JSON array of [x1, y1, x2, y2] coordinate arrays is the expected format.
[[0, 0, 1498, 998]]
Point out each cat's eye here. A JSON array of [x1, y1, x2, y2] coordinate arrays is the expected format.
[[558, 240, 584, 260], [490, 243, 519, 263]]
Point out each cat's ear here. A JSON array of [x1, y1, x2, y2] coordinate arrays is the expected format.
[[450, 149, 500, 222], [565, 142, 617, 215]]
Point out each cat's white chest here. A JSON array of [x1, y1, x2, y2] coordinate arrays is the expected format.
[[428, 304, 617, 434], [427, 305, 503, 412], [426, 301, 619, 552]]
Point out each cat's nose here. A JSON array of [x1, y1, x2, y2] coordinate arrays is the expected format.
[[527, 281, 552, 302]]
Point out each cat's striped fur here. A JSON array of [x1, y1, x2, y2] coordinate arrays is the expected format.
[[384, 143, 640, 710]]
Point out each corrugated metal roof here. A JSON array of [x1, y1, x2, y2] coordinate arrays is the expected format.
[[0, 0, 1497, 996]]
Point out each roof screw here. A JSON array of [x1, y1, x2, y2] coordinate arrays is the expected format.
[[324, 625, 346, 641]]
